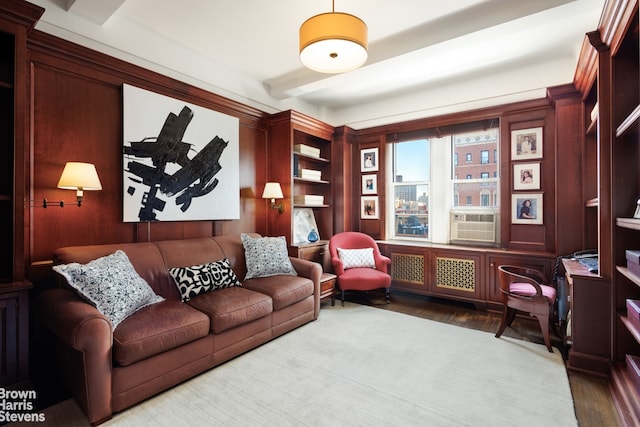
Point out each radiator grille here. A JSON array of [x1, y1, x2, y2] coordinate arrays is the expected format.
[[391, 253, 424, 285], [436, 257, 475, 292]]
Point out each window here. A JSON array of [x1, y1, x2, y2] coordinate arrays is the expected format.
[[391, 140, 430, 239], [387, 120, 499, 244], [481, 150, 489, 164]]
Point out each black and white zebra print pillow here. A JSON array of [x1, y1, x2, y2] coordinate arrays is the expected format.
[[169, 258, 241, 302]]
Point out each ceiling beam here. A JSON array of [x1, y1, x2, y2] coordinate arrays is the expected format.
[[65, 0, 127, 25], [264, 0, 577, 99]]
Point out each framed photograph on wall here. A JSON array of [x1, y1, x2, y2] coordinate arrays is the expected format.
[[360, 148, 379, 172], [511, 127, 542, 160], [361, 196, 379, 219], [513, 162, 540, 190], [362, 174, 377, 195], [511, 193, 543, 225]]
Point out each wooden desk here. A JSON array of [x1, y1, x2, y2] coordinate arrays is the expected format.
[[562, 259, 611, 375]]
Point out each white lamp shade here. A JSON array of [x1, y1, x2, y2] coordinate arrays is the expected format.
[[262, 182, 284, 199], [57, 162, 103, 191], [300, 12, 368, 73]]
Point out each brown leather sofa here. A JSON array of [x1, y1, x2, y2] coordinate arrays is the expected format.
[[36, 233, 322, 426]]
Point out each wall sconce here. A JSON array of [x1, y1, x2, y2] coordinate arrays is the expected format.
[[262, 182, 284, 214], [37, 162, 103, 208]]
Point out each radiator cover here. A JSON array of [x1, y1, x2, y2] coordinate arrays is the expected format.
[[435, 257, 475, 292]]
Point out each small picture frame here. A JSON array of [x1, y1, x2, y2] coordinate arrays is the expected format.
[[511, 127, 542, 160], [362, 174, 377, 195], [513, 162, 540, 190], [512, 193, 543, 225], [361, 148, 379, 172], [361, 196, 379, 219]]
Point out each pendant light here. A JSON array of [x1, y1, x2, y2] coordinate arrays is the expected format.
[[299, 1, 368, 73]]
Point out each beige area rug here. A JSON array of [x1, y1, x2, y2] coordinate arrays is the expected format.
[[15, 303, 577, 427]]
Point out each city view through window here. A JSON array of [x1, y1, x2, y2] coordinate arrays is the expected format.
[[391, 126, 499, 241]]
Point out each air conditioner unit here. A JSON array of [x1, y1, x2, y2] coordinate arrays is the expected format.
[[450, 211, 496, 243]]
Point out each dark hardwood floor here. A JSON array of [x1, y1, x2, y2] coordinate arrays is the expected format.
[[332, 290, 622, 427]]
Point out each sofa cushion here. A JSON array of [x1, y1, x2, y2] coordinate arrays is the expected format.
[[243, 275, 314, 311], [337, 247, 375, 269], [241, 233, 297, 280], [52, 250, 164, 329], [113, 300, 210, 366], [169, 258, 242, 302], [187, 287, 272, 334]]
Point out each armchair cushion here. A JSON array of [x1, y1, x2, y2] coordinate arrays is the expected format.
[[169, 258, 242, 302], [337, 247, 375, 269], [510, 282, 556, 303], [52, 250, 164, 329], [241, 233, 297, 280]]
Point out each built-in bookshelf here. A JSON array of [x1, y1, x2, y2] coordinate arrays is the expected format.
[[0, 30, 14, 283], [268, 110, 334, 253], [603, 1, 640, 424]]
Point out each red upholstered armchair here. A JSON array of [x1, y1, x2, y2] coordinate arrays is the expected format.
[[329, 232, 391, 306]]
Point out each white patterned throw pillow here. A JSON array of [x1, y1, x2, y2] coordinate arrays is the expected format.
[[337, 247, 376, 269], [52, 250, 164, 329], [169, 258, 242, 302], [241, 233, 298, 280]]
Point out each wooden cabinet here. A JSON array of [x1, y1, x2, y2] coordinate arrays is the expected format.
[[0, 282, 31, 386], [563, 259, 611, 375], [268, 110, 334, 248], [379, 242, 555, 310], [289, 240, 331, 273]]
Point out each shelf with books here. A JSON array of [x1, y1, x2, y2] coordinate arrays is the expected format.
[[269, 110, 334, 249]]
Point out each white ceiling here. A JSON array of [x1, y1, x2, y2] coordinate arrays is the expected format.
[[29, 0, 605, 129]]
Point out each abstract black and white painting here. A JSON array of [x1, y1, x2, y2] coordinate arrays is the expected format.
[[122, 84, 239, 222]]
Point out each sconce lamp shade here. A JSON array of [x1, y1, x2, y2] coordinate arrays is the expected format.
[[57, 162, 102, 191], [262, 182, 285, 214], [299, 11, 368, 73], [262, 182, 284, 200]]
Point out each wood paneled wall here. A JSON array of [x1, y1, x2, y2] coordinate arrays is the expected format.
[[25, 31, 271, 282], [18, 22, 587, 284], [352, 93, 584, 255]]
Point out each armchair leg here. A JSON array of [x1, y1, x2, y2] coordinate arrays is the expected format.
[[341, 290, 345, 307], [495, 306, 513, 339], [534, 314, 553, 353], [385, 288, 390, 304]]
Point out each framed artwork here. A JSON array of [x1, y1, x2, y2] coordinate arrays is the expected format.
[[511, 127, 542, 160], [511, 193, 543, 225], [362, 174, 377, 195], [513, 162, 540, 190], [122, 84, 240, 222], [361, 148, 379, 172], [293, 208, 319, 245], [361, 196, 379, 219]]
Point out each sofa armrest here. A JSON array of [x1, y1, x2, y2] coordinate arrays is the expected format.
[[37, 289, 113, 350], [289, 257, 323, 319], [36, 288, 113, 425]]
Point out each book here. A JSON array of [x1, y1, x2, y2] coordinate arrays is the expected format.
[[294, 195, 324, 205], [300, 168, 322, 180], [294, 144, 320, 158]]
